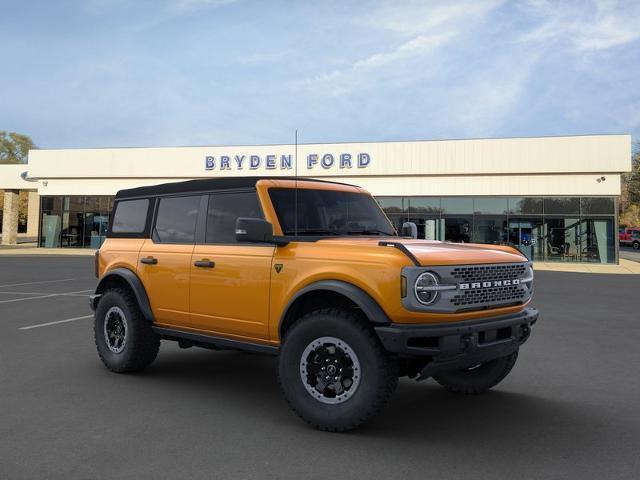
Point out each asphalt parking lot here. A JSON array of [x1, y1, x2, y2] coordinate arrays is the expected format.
[[620, 245, 640, 263], [0, 256, 639, 480]]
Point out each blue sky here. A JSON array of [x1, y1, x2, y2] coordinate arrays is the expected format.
[[1, 0, 639, 148]]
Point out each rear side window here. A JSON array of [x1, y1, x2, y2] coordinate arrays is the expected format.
[[153, 196, 201, 244], [112, 199, 149, 233], [206, 192, 263, 243]]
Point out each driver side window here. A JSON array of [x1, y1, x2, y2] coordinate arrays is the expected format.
[[205, 191, 264, 244]]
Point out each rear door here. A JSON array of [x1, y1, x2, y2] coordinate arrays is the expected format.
[[190, 190, 274, 341], [138, 194, 203, 328]]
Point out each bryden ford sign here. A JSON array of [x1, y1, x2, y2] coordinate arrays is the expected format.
[[205, 153, 371, 171]]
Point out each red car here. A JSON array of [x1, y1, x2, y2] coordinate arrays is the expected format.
[[619, 227, 640, 249]]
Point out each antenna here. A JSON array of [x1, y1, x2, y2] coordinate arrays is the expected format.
[[294, 129, 298, 238]]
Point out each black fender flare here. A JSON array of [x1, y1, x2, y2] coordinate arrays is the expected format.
[[93, 268, 154, 323], [279, 280, 391, 338]]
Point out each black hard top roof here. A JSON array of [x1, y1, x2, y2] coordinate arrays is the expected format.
[[115, 176, 354, 200]]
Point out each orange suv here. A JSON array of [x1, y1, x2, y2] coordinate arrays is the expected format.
[[91, 177, 538, 431]]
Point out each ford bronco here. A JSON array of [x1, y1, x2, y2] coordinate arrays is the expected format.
[[91, 177, 538, 431]]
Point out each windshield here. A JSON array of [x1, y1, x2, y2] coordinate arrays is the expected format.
[[269, 188, 396, 237]]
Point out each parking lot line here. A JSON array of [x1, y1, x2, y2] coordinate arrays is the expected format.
[[0, 290, 92, 296], [0, 278, 78, 288], [0, 289, 93, 304], [0, 291, 50, 296], [18, 315, 94, 330]]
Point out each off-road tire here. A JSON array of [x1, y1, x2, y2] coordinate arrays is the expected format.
[[633, 240, 640, 250], [432, 350, 518, 394], [94, 287, 160, 373], [278, 308, 398, 432]]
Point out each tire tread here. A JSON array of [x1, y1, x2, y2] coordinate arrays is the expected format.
[[94, 287, 160, 373], [433, 351, 518, 394], [278, 307, 398, 432]]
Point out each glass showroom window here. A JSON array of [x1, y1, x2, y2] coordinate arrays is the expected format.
[[408, 197, 442, 240], [441, 198, 473, 243], [40, 195, 115, 248], [60, 196, 85, 248], [580, 197, 616, 264], [84, 196, 112, 248], [372, 195, 616, 264], [376, 197, 406, 233], [40, 196, 63, 247], [473, 216, 508, 245]]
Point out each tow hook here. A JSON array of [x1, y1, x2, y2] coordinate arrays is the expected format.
[[461, 335, 472, 352]]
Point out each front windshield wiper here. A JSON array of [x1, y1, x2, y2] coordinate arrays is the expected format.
[[345, 229, 394, 236]]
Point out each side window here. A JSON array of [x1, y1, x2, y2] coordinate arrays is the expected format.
[[206, 191, 263, 244], [112, 199, 149, 233], [153, 195, 201, 244]]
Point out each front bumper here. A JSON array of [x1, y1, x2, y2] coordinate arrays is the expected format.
[[374, 308, 538, 378]]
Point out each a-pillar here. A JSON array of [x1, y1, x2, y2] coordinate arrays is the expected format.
[[1, 189, 19, 245], [26, 191, 39, 238]]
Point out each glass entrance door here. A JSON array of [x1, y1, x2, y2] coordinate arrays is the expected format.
[[406, 216, 444, 240], [508, 218, 544, 261], [578, 218, 614, 263]]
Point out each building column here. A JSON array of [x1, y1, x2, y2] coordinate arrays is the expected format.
[[26, 191, 40, 238], [1, 189, 20, 245]]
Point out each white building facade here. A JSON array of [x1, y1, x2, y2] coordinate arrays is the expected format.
[[0, 134, 632, 263]]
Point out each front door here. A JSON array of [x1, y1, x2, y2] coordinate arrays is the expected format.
[[189, 191, 274, 341], [137, 195, 202, 328]]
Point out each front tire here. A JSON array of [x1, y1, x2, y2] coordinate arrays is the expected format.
[[432, 351, 518, 394], [94, 287, 160, 373], [633, 240, 640, 250], [278, 308, 398, 432]]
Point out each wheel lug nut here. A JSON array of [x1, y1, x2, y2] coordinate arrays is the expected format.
[[321, 367, 325, 370]]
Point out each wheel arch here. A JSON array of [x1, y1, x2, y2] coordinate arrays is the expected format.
[[279, 280, 391, 340], [93, 268, 154, 323]]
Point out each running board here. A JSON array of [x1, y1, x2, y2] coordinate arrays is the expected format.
[[152, 327, 279, 355]]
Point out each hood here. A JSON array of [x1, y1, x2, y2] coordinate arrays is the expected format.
[[317, 237, 527, 266]]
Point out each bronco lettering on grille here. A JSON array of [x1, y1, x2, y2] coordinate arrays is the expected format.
[[459, 279, 521, 290]]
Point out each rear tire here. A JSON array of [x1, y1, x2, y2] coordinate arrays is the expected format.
[[94, 287, 160, 373], [633, 240, 640, 250], [432, 350, 518, 394], [278, 308, 398, 432]]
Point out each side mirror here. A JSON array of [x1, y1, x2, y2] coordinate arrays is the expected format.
[[401, 221, 418, 239], [235, 217, 289, 246]]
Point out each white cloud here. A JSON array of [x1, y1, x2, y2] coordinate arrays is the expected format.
[[366, 0, 505, 35], [300, 0, 504, 97], [352, 32, 456, 70], [444, 53, 541, 137], [300, 32, 455, 96], [520, 0, 640, 51]]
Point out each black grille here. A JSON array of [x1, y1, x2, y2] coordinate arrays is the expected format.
[[451, 285, 527, 307], [451, 264, 528, 283]]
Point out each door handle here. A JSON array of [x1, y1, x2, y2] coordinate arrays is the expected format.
[[194, 259, 215, 268], [140, 257, 158, 265]]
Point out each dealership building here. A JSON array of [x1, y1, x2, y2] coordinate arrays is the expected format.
[[0, 134, 632, 264]]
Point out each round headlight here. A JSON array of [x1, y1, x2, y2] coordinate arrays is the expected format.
[[414, 272, 439, 305]]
